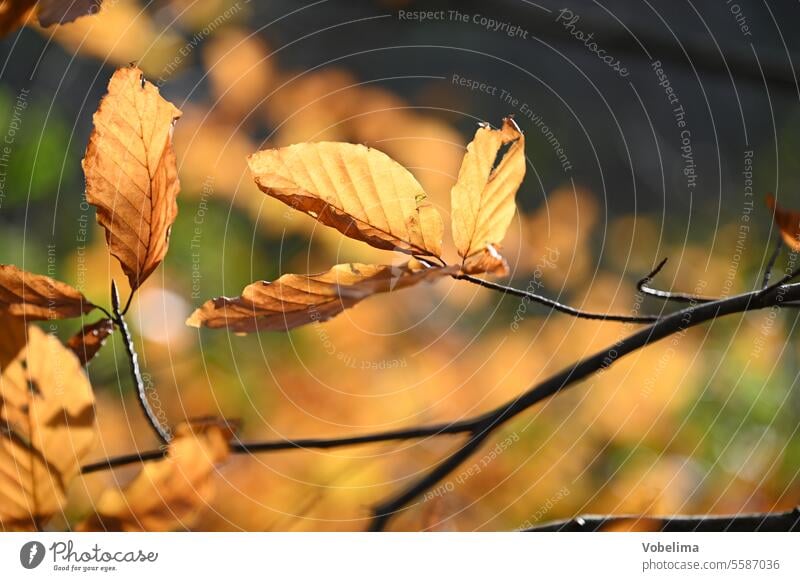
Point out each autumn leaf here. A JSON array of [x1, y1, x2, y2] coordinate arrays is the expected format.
[[78, 422, 231, 531], [36, 0, 102, 26], [247, 142, 444, 257], [0, 311, 26, 369], [0, 264, 95, 320], [0, 0, 101, 37], [766, 194, 800, 252], [450, 118, 526, 276], [67, 319, 114, 366], [46, 0, 183, 76], [0, 326, 96, 530], [82, 65, 182, 290], [187, 260, 455, 333]]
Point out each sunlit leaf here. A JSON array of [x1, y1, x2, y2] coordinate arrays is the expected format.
[[0, 326, 96, 530], [0, 264, 95, 320], [82, 65, 183, 290], [78, 421, 232, 531], [187, 260, 455, 333], [450, 118, 525, 276], [67, 319, 114, 366], [248, 142, 444, 257]]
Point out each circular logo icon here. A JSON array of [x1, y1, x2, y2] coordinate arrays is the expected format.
[[19, 541, 45, 569]]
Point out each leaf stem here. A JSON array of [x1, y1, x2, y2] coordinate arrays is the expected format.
[[111, 280, 171, 445]]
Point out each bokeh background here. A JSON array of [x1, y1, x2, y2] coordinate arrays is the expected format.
[[1, 0, 800, 531]]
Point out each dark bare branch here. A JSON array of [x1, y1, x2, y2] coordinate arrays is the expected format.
[[455, 272, 661, 323], [524, 507, 800, 532]]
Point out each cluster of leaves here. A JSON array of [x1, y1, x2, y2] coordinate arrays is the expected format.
[[3, 6, 800, 531], [188, 117, 526, 332], [0, 59, 530, 530], [0, 66, 230, 531]]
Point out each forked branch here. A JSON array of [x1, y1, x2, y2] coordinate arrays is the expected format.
[[84, 269, 800, 532]]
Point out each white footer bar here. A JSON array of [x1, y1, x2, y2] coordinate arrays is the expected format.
[[1, 532, 797, 580]]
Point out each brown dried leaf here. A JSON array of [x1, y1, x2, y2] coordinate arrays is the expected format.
[[187, 260, 455, 333], [766, 194, 800, 252], [0, 326, 96, 530], [67, 319, 114, 366], [0, 0, 102, 38], [248, 142, 444, 257], [461, 245, 510, 278], [0, 311, 26, 369], [78, 422, 230, 531], [451, 118, 525, 275], [46, 0, 184, 76], [82, 65, 183, 290], [36, 0, 102, 26], [0, 264, 95, 320]]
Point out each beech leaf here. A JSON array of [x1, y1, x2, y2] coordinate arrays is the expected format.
[[0, 311, 26, 371], [450, 117, 526, 276], [78, 421, 231, 532], [0, 264, 95, 320], [0, 326, 96, 530], [766, 194, 800, 252], [82, 65, 182, 290], [248, 142, 444, 257], [187, 260, 455, 333], [67, 319, 114, 366]]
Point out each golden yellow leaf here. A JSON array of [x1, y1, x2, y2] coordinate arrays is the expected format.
[[79, 422, 231, 531], [248, 142, 444, 257], [187, 260, 455, 333], [766, 194, 800, 251], [67, 319, 114, 366], [82, 65, 183, 290], [450, 118, 525, 275], [0, 264, 95, 320], [0, 326, 96, 529]]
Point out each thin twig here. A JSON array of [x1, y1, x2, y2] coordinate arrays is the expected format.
[[366, 280, 800, 530], [524, 507, 800, 532], [636, 258, 716, 304], [80, 277, 800, 531], [762, 235, 784, 288], [455, 273, 661, 323], [111, 280, 171, 445], [81, 421, 475, 474], [759, 264, 800, 297]]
